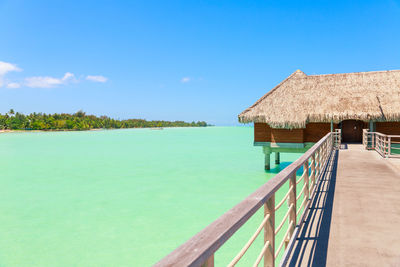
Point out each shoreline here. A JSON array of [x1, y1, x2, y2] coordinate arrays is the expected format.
[[0, 126, 212, 133]]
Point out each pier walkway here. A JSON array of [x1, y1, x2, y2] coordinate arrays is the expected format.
[[155, 132, 400, 267], [288, 144, 400, 266]]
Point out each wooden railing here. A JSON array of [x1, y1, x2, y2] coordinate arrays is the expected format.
[[332, 129, 341, 149], [362, 129, 400, 158], [154, 132, 341, 267]]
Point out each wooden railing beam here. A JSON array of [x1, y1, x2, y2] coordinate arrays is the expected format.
[[154, 133, 333, 267]]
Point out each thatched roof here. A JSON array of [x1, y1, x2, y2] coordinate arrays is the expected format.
[[238, 69, 400, 128]]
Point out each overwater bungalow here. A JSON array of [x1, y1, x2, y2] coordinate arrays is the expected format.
[[238, 69, 400, 169], [156, 70, 400, 267]]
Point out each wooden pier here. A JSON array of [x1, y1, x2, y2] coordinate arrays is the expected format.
[[287, 144, 400, 266], [155, 130, 400, 267]]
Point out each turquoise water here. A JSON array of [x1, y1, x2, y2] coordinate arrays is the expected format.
[[0, 127, 303, 266]]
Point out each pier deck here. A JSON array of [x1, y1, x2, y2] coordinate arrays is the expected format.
[[288, 144, 400, 266]]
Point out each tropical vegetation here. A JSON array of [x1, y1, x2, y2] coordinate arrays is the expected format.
[[0, 109, 208, 130]]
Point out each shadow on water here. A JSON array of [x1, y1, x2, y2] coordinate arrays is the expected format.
[[287, 149, 339, 267], [266, 162, 293, 174]]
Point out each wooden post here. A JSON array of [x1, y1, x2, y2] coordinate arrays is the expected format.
[[316, 149, 320, 178], [373, 133, 375, 149], [315, 150, 318, 178], [318, 148, 322, 176], [201, 255, 214, 267], [303, 161, 309, 202], [264, 195, 275, 267], [288, 173, 297, 242], [311, 154, 316, 192], [389, 136, 391, 157], [275, 152, 280, 165], [330, 120, 333, 132]]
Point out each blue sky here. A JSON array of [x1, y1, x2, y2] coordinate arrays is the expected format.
[[0, 0, 399, 125]]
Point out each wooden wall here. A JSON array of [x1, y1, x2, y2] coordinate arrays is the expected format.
[[376, 122, 400, 135], [271, 128, 304, 143], [254, 123, 271, 142], [304, 123, 337, 142], [254, 121, 400, 144], [254, 122, 336, 144]]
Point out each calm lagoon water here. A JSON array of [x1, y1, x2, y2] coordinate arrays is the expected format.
[[0, 127, 303, 266]]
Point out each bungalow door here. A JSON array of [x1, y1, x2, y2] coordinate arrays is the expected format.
[[341, 120, 363, 142]]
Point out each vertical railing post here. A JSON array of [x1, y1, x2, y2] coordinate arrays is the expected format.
[[264, 195, 275, 267], [316, 149, 320, 178], [388, 136, 391, 157], [311, 154, 315, 192], [201, 255, 214, 267], [288, 173, 297, 241], [362, 130, 365, 148], [373, 133, 375, 149], [376, 135, 379, 154], [303, 160, 309, 204]]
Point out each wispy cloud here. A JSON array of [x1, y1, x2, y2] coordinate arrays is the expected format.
[[6, 82, 21, 89], [0, 60, 108, 89], [0, 61, 22, 88], [181, 77, 191, 83], [25, 72, 76, 88], [0, 61, 22, 76], [86, 75, 108, 83]]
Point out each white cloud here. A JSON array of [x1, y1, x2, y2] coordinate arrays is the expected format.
[[181, 77, 191, 83], [0, 61, 22, 76], [62, 72, 75, 82], [25, 72, 76, 88], [6, 82, 21, 89], [0, 60, 108, 89], [0, 61, 22, 88], [86, 75, 108, 83]]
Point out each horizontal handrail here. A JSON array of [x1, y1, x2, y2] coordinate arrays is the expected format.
[[227, 213, 271, 266], [154, 132, 336, 267], [275, 186, 293, 211], [363, 129, 400, 158]]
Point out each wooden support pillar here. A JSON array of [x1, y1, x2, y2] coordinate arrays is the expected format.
[[265, 153, 271, 170], [330, 120, 333, 132], [275, 152, 280, 165], [368, 120, 374, 149], [264, 195, 275, 267], [265, 152, 271, 170], [263, 146, 271, 170]]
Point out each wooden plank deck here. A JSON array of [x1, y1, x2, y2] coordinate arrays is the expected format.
[[287, 144, 400, 266]]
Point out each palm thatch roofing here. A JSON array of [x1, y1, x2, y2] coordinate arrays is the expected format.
[[238, 69, 400, 129]]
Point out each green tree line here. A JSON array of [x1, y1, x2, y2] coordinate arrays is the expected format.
[[0, 109, 208, 130]]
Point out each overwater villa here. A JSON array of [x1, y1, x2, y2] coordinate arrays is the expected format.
[[156, 70, 400, 267], [239, 69, 400, 169]]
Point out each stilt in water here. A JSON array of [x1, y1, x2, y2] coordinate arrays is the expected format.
[[264, 152, 271, 170], [275, 152, 280, 165], [263, 146, 271, 170]]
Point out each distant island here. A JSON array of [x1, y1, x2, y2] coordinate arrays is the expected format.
[[0, 109, 209, 131]]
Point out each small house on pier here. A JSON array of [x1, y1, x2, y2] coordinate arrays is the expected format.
[[239, 69, 400, 169]]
